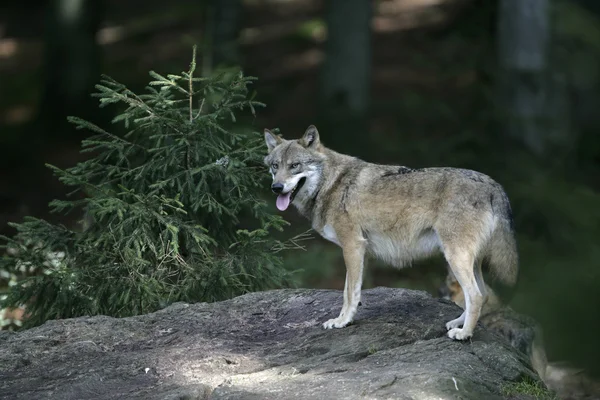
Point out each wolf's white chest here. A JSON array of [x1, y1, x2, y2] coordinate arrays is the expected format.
[[320, 224, 341, 246]]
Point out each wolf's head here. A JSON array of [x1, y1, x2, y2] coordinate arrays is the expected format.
[[263, 125, 324, 211]]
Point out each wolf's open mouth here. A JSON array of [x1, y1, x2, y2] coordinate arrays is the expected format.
[[276, 177, 306, 211]]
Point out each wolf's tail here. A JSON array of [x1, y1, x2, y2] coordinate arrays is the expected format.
[[487, 192, 519, 287]]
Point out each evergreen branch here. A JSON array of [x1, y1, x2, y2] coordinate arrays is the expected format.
[[148, 71, 189, 95], [188, 45, 197, 123], [194, 98, 205, 120], [0, 47, 300, 328]]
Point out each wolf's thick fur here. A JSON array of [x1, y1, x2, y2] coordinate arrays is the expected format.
[[264, 125, 519, 340]]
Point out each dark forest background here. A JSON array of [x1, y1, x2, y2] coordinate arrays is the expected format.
[[1, 0, 600, 385]]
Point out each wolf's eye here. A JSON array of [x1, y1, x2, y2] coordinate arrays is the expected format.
[[290, 163, 300, 169], [271, 163, 278, 170]]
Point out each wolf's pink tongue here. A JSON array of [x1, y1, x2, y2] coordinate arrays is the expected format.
[[276, 192, 292, 211]]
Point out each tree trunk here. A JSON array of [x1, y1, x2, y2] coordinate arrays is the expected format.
[[496, 0, 570, 158], [41, 0, 103, 142], [318, 0, 372, 156], [203, 0, 242, 74]]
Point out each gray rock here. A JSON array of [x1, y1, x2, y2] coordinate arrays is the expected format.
[[0, 288, 541, 400]]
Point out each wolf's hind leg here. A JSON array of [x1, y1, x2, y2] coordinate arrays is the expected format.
[[323, 233, 366, 329], [473, 259, 487, 300], [445, 259, 486, 331], [444, 251, 484, 340], [445, 310, 466, 330]]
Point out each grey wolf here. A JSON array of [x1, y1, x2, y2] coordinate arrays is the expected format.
[[264, 125, 519, 340]]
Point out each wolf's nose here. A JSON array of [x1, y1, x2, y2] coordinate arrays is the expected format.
[[271, 183, 284, 194]]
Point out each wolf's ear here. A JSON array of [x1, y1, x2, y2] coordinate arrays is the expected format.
[[300, 125, 320, 148], [264, 129, 282, 153]]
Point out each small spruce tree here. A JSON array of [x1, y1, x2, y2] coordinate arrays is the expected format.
[[0, 48, 304, 328]]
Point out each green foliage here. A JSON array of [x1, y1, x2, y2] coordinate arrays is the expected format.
[[0, 48, 306, 328], [501, 376, 558, 399]]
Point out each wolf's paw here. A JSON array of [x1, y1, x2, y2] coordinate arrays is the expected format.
[[445, 317, 464, 331], [447, 327, 472, 341], [322, 316, 351, 329]]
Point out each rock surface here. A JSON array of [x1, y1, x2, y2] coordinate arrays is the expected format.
[[0, 287, 541, 400]]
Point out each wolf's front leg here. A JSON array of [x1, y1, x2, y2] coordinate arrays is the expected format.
[[323, 236, 366, 329]]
